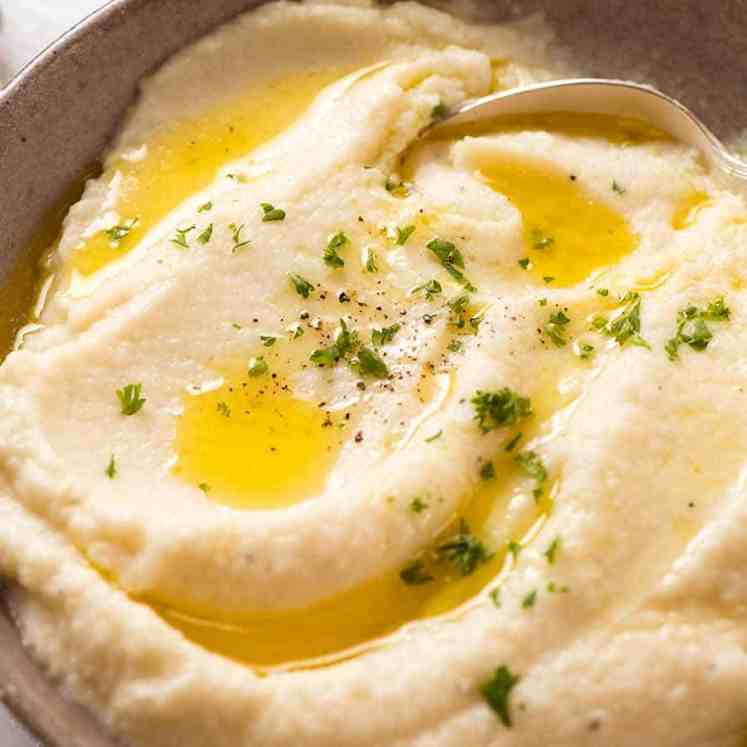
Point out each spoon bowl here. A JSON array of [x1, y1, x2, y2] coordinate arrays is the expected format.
[[429, 79, 747, 181]]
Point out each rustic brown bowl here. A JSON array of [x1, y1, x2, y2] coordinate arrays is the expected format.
[[1, 1, 745, 744]]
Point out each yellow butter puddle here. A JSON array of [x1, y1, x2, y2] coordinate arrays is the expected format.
[[67, 66, 349, 277], [152, 469, 553, 672], [173, 361, 347, 510], [423, 111, 676, 286], [153, 365, 573, 671], [671, 189, 711, 230]]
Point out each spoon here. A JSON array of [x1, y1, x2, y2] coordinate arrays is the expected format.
[[427, 78, 747, 181]]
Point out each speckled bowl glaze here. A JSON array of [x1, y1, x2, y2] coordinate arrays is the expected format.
[[0, 1, 745, 744]]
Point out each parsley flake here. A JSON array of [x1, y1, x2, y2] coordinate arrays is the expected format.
[[480, 460, 495, 480], [396, 224, 416, 245], [410, 496, 428, 513], [229, 223, 251, 253], [515, 450, 547, 500], [289, 273, 314, 298], [248, 356, 268, 377], [116, 383, 145, 416], [531, 228, 554, 250], [364, 248, 379, 273], [400, 560, 433, 585], [480, 666, 520, 728], [413, 279, 442, 301], [216, 401, 231, 418], [544, 537, 561, 564], [105, 454, 117, 479], [324, 232, 348, 268], [260, 202, 286, 222], [543, 309, 571, 347], [371, 323, 400, 347], [522, 589, 537, 608], [426, 238, 476, 291], [197, 201, 213, 213], [352, 346, 389, 379], [472, 388, 532, 433], [665, 296, 730, 360], [597, 291, 650, 349], [436, 520, 493, 576], [171, 224, 196, 249], [197, 223, 213, 244], [105, 217, 138, 245], [260, 335, 276, 347], [612, 180, 626, 195]]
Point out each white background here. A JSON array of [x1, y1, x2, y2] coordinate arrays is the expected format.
[[1, 3, 109, 744]]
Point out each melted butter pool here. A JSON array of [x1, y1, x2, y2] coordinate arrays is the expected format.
[[173, 363, 344, 510], [68, 67, 347, 276]]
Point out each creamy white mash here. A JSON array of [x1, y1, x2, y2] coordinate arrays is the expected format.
[[1, 2, 747, 746]]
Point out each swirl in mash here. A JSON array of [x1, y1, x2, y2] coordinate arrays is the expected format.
[[1, 2, 747, 746]]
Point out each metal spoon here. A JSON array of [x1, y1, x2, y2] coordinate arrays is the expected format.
[[427, 78, 747, 181]]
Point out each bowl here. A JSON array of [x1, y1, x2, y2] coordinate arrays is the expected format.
[[1, 1, 745, 744]]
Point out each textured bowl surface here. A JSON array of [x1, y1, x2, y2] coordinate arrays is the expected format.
[[0, 1, 745, 744]]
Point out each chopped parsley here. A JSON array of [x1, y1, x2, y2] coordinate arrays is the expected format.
[[197, 201, 212, 213], [425, 430, 442, 443], [385, 176, 410, 196], [596, 287, 609, 297], [471, 388, 532, 433], [396, 224, 416, 245], [410, 496, 428, 513], [518, 258, 530, 270], [531, 228, 554, 250], [522, 589, 537, 609], [576, 342, 595, 360], [260, 335, 276, 347], [289, 273, 314, 298], [544, 537, 561, 564], [480, 665, 520, 728], [426, 238, 476, 291], [105, 217, 138, 244], [447, 293, 470, 328], [260, 202, 286, 222], [595, 291, 650, 349], [612, 180, 626, 195], [543, 309, 570, 347], [447, 339, 463, 353], [116, 383, 145, 416], [229, 223, 251, 253], [489, 587, 501, 608], [432, 100, 449, 120], [413, 279, 442, 301], [171, 224, 196, 249], [665, 296, 730, 361], [400, 560, 433, 585], [364, 248, 379, 273], [480, 460, 495, 480], [248, 356, 268, 377], [507, 541, 522, 560], [504, 432, 522, 452], [543, 276, 555, 284], [515, 450, 547, 500], [310, 319, 357, 367], [324, 232, 348, 268], [436, 520, 493, 576], [216, 401, 231, 417], [371, 323, 400, 347], [198, 482, 211, 493], [105, 454, 117, 479], [196, 223, 213, 244], [352, 346, 389, 379]]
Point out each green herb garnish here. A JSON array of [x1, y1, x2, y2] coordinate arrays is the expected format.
[[229, 223, 251, 253], [522, 589, 537, 608], [480, 666, 520, 727], [426, 238, 476, 291], [197, 223, 213, 244], [260, 335, 276, 347], [413, 279, 443, 301], [472, 388, 532, 433], [248, 356, 268, 377], [324, 231, 348, 268], [665, 297, 730, 360], [116, 383, 145, 415], [480, 460, 495, 480], [197, 201, 212, 213], [171, 224, 196, 249], [105, 217, 138, 244], [216, 401, 231, 417], [543, 309, 570, 347], [352, 346, 389, 379], [436, 520, 493, 576], [410, 496, 428, 513], [612, 180, 626, 195], [396, 225, 416, 245], [515, 450, 547, 500], [544, 537, 560, 564], [400, 560, 433, 585], [289, 273, 314, 298], [531, 228, 554, 250], [425, 430, 442, 443], [260, 202, 286, 222], [596, 291, 650, 349], [364, 248, 379, 273], [105, 455, 117, 479], [371, 323, 400, 347]]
